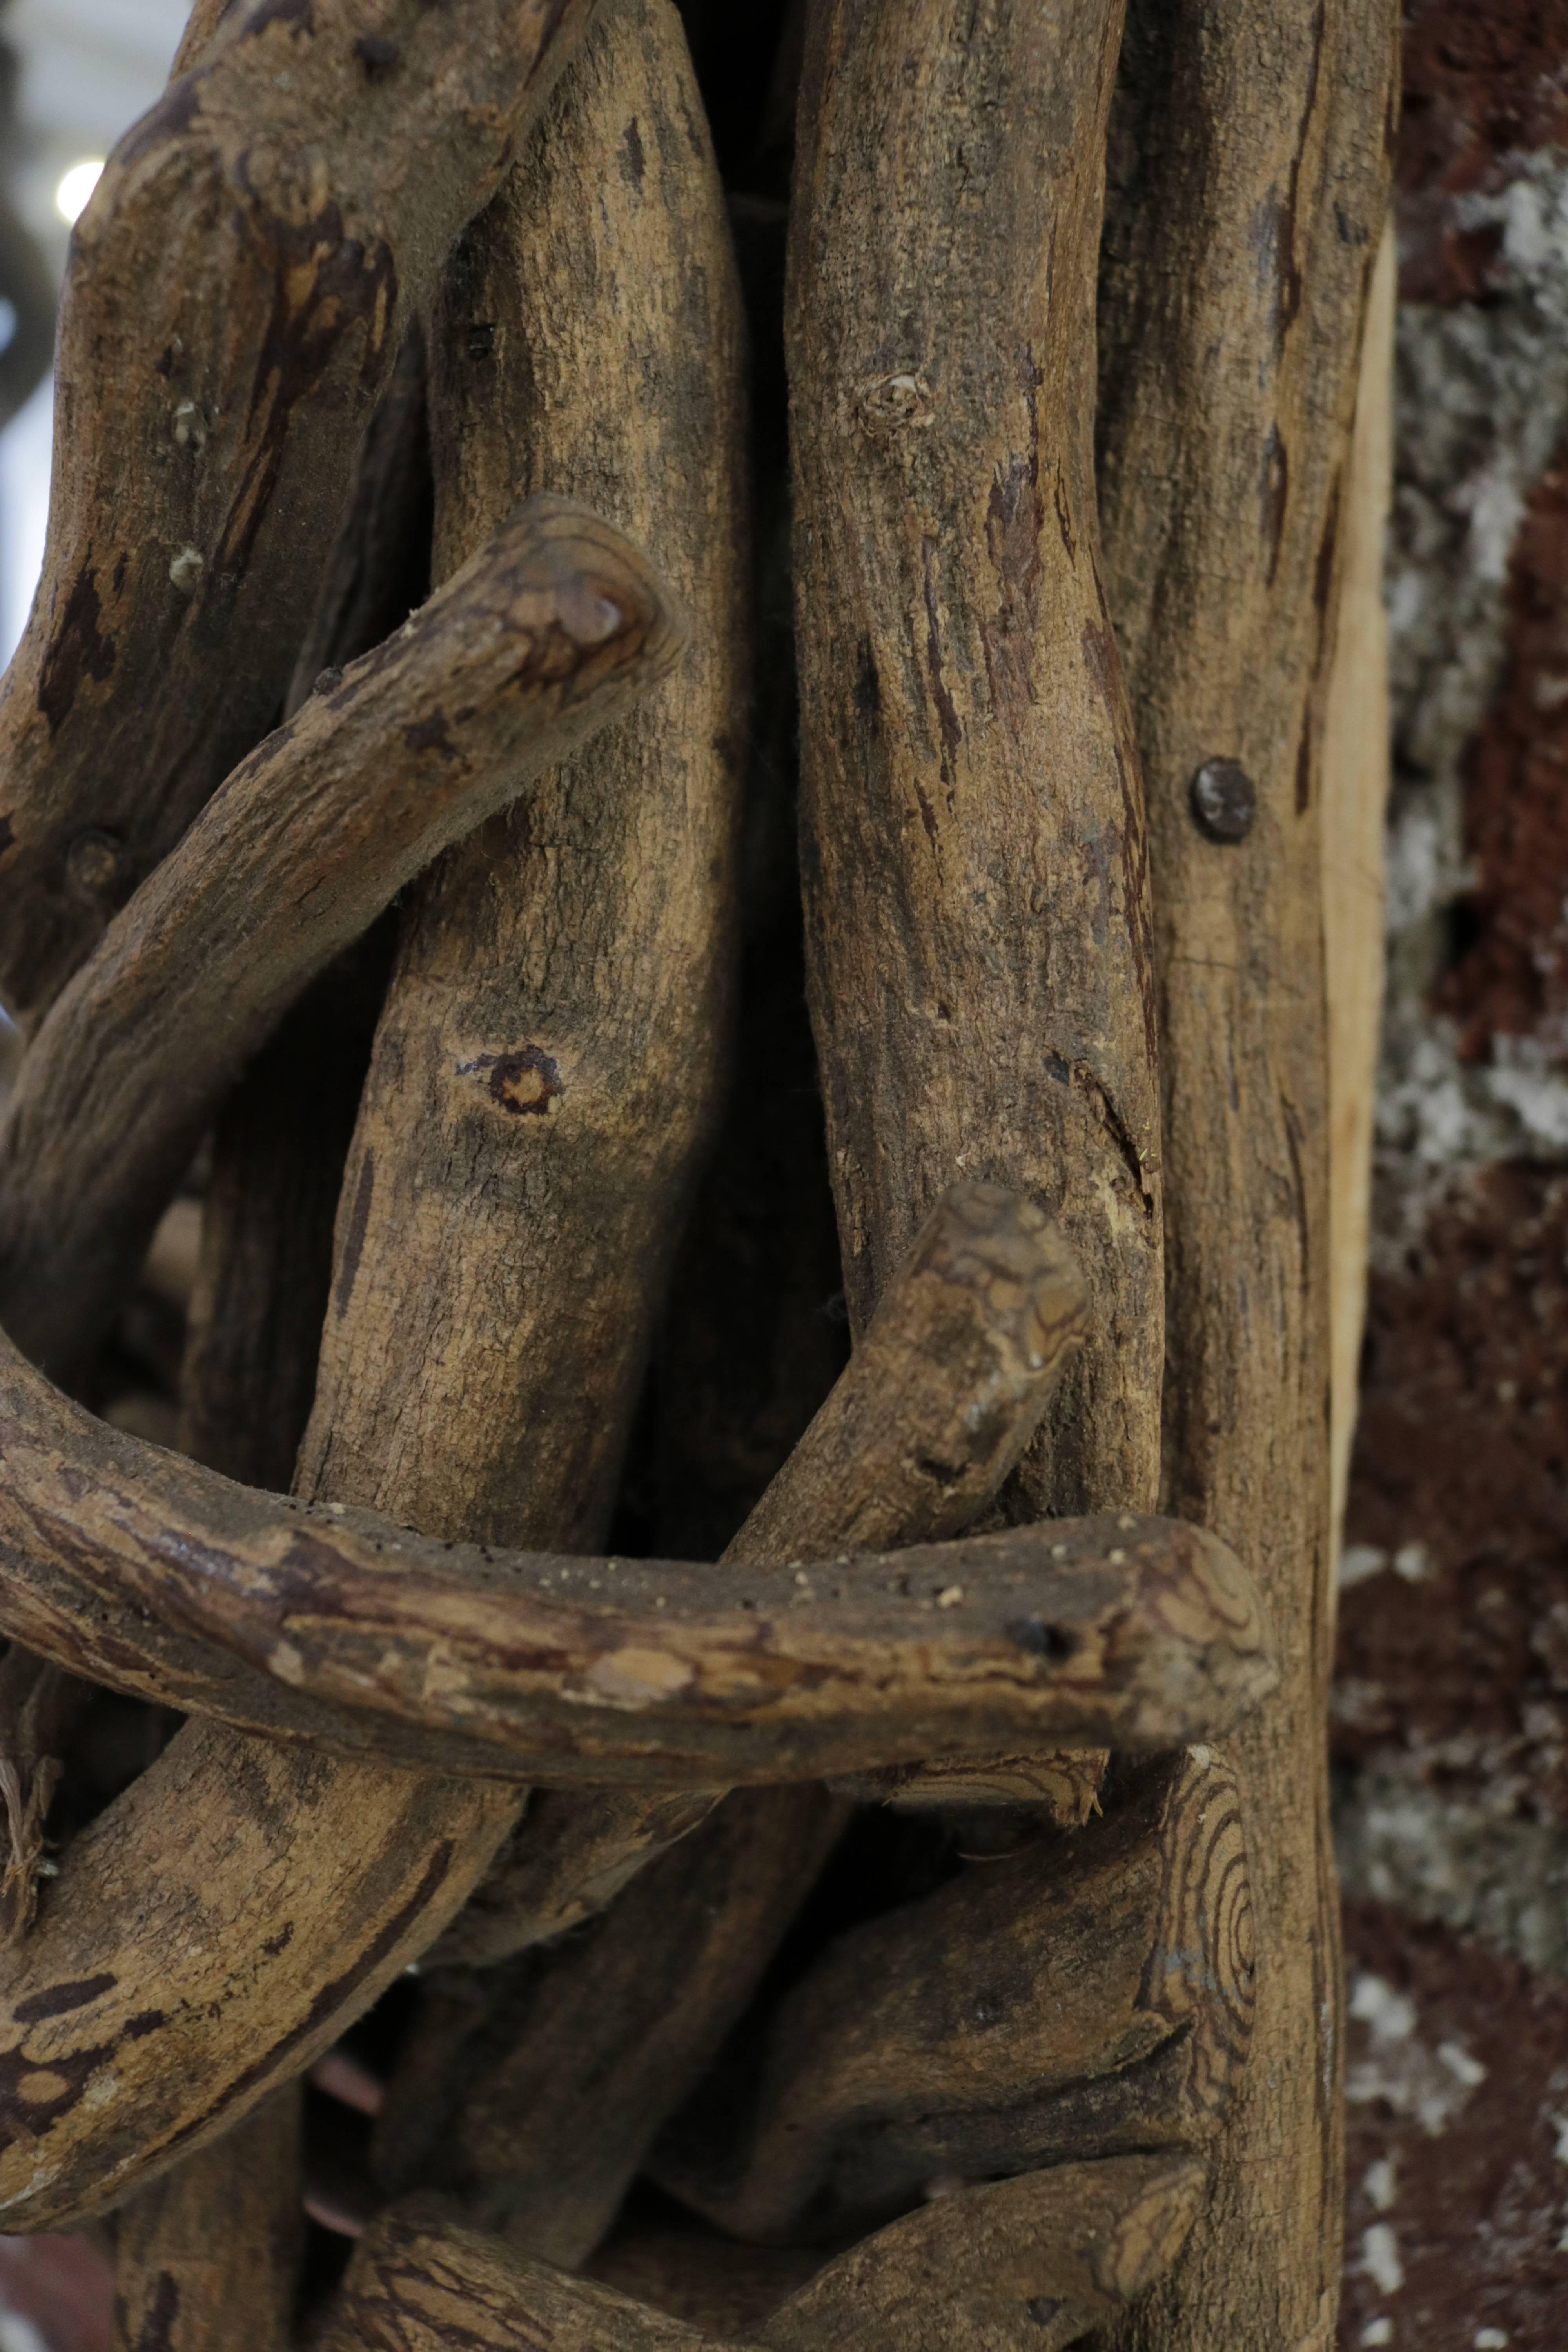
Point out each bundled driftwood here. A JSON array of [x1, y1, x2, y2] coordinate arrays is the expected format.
[[0, 1, 1396, 2347]]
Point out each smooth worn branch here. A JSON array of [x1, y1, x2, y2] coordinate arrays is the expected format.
[[0, 1320, 1275, 1786], [0, 492, 682, 1383]]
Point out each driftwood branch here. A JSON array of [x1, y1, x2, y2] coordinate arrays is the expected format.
[[0, 0, 606, 1018], [0, 1325, 1274, 1784], [318, 2156, 1208, 2350], [1094, 5, 1398, 2345], [0, 493, 682, 1381], [112, 2085, 302, 2352], [650, 1749, 1253, 2243]]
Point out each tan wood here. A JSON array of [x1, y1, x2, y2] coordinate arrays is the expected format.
[[317, 2158, 1207, 2351], [1094, 5, 1399, 2345], [112, 2085, 302, 2352], [0, 495, 682, 1381], [0, 1650, 86, 1945], [1323, 222, 1396, 1579], [650, 1749, 1254, 2243], [786, 0, 1161, 1527], [0, 1326, 1275, 1784], [0, 0, 605, 1020]]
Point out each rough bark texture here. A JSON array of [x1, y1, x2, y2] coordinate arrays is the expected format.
[[371, 1787, 848, 2266], [0, 1327, 1276, 1782], [787, 0, 1162, 1524], [651, 1749, 1253, 2243], [111, 2085, 301, 2352], [298, 0, 746, 1559], [0, 0, 603, 1020], [0, 495, 681, 1383], [320, 2159, 1207, 2352], [1095, 4, 1399, 2345]]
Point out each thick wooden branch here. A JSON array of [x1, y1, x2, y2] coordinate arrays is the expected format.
[[0, 1324, 1275, 1785], [787, 0, 1162, 1524], [371, 1787, 849, 2267], [0, 494, 682, 1382], [0, 0, 605, 1018], [650, 1749, 1253, 2242], [318, 2157, 1207, 2351], [1094, 7, 1398, 2348], [112, 2085, 302, 2352]]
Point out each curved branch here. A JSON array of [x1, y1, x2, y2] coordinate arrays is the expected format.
[[0, 0, 606, 1016], [0, 1324, 1275, 1785], [0, 492, 681, 1381]]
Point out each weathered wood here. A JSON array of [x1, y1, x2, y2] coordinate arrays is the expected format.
[[0, 1721, 513, 2231], [1094, 5, 1398, 2346], [786, 0, 1160, 1526], [318, 2158, 1206, 2351], [0, 494, 682, 1383], [1323, 222, 1395, 1574], [0, 1649, 86, 1944], [759, 2154, 1208, 2352], [372, 1787, 848, 2266], [180, 320, 433, 1493], [735, 1183, 1087, 1563], [297, 0, 746, 1561], [0, 0, 605, 1020], [651, 1749, 1253, 2243], [111, 2085, 302, 2352], [422, 1787, 719, 1971], [0, 1329, 1276, 1782]]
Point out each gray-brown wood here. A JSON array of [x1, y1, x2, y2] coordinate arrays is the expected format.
[[0, 494, 682, 1382], [297, 0, 745, 1560], [372, 1787, 848, 2267], [0, 0, 605, 1021], [0, 1720, 514, 2230], [651, 1749, 1253, 2242], [1094, 6, 1399, 2347], [759, 2154, 1208, 2352], [180, 318, 433, 1493], [316, 2158, 1206, 2351], [0, 1648, 86, 1944], [786, 0, 1160, 1526], [112, 2084, 302, 2352], [0, 1325, 1276, 1784]]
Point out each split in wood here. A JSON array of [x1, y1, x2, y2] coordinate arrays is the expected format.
[[0, 492, 681, 1385], [317, 2156, 1207, 2350], [0, 0, 606, 1018]]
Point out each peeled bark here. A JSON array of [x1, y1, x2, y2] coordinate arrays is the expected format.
[[1095, 5, 1399, 2345]]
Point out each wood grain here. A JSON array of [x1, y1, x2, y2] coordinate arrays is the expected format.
[[1323, 223, 1395, 1576], [1095, 5, 1399, 2344], [786, 0, 1161, 1525], [0, 494, 683, 1382], [0, 1325, 1276, 1784], [111, 2085, 302, 2352], [650, 1749, 1253, 2243], [0, 0, 604, 1018]]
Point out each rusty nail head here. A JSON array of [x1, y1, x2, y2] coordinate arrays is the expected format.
[[1190, 758, 1256, 843]]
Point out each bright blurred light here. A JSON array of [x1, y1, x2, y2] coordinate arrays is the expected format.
[[54, 159, 103, 225]]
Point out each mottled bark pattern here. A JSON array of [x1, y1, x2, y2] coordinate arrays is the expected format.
[[1096, 4, 1399, 2345], [0, 0, 603, 1017], [787, 0, 1162, 1522]]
